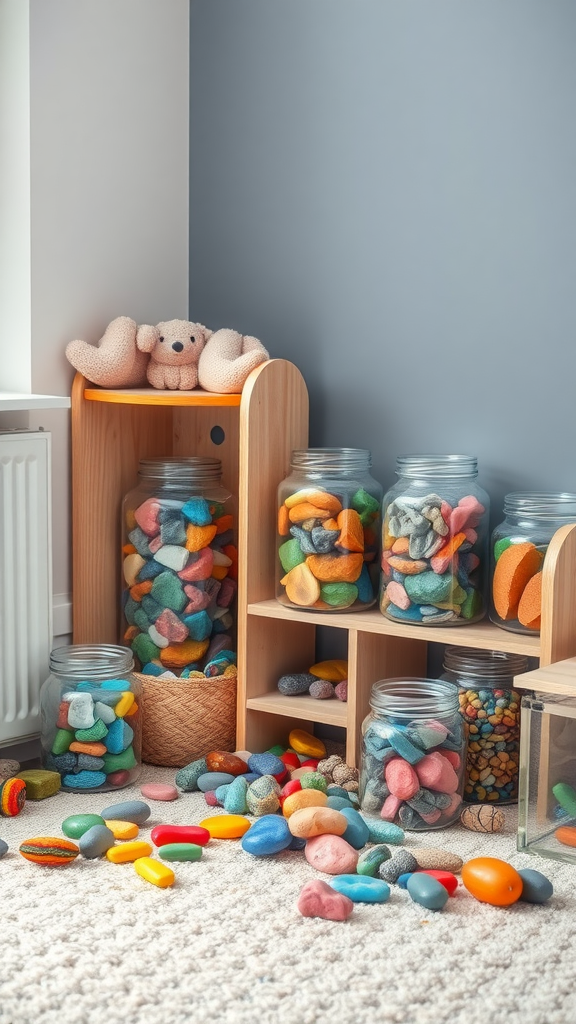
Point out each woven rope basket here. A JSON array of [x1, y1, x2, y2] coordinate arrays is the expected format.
[[137, 671, 237, 768]]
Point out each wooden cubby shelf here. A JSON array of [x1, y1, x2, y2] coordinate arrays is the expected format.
[[71, 359, 576, 770]]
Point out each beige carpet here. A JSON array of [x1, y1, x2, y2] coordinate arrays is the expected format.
[[1, 764, 575, 1024]]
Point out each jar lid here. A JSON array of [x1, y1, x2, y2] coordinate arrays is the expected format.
[[138, 457, 222, 483], [49, 644, 134, 679], [503, 492, 576, 522], [290, 448, 372, 472], [396, 454, 478, 479], [369, 677, 459, 719], [443, 646, 529, 682]]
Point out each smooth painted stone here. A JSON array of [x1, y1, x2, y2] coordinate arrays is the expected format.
[[99, 800, 151, 825], [158, 843, 203, 862], [150, 824, 211, 847], [413, 848, 463, 873], [104, 820, 139, 840], [241, 814, 292, 856], [206, 751, 249, 776], [357, 844, 392, 877], [326, 795, 354, 811], [197, 772, 236, 793], [105, 718, 133, 755], [62, 813, 106, 839], [288, 835, 307, 851], [297, 879, 354, 921], [79, 825, 116, 859], [248, 752, 286, 777], [175, 757, 208, 792], [407, 873, 449, 911], [416, 869, 459, 895], [223, 776, 249, 814], [134, 856, 175, 888], [288, 729, 326, 759], [16, 770, 61, 800], [361, 817, 405, 845], [282, 789, 327, 817], [288, 806, 348, 839], [140, 783, 178, 802], [398, 873, 413, 889], [19, 836, 79, 865], [65, 694, 95, 730], [0, 838, 8, 859], [246, 775, 281, 816], [305, 834, 359, 874], [62, 771, 107, 789], [339, 806, 371, 850], [330, 874, 390, 903], [106, 840, 153, 863], [518, 868, 554, 904], [198, 815, 251, 839]]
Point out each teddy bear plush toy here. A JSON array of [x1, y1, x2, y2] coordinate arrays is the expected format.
[[65, 315, 269, 393]]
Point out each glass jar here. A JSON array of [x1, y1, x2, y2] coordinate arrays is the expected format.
[[441, 647, 529, 804], [490, 492, 576, 634], [122, 457, 237, 677], [40, 644, 141, 792], [358, 677, 466, 830], [276, 448, 382, 611], [380, 454, 490, 626]]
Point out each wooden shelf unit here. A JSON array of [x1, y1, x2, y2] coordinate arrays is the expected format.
[[71, 360, 576, 769]]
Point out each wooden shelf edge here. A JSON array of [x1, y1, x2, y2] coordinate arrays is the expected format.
[[83, 385, 241, 407], [246, 692, 348, 727]]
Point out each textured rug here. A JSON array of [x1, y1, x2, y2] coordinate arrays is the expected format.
[[1, 764, 575, 1024]]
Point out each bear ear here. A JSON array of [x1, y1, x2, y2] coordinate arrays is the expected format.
[[199, 325, 213, 343], [136, 324, 160, 353]]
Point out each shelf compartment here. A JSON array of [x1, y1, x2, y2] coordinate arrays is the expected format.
[[246, 691, 348, 727]]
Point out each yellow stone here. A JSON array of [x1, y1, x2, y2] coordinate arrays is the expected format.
[[103, 820, 139, 840], [160, 638, 210, 669], [280, 563, 320, 607], [106, 840, 153, 863], [282, 789, 328, 818], [308, 659, 348, 683], [198, 814, 251, 839], [288, 728, 326, 758], [287, 806, 348, 839], [284, 489, 342, 514], [114, 692, 135, 718], [134, 856, 175, 888], [123, 553, 145, 587]]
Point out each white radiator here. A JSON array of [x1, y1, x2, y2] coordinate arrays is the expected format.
[[0, 430, 52, 746]]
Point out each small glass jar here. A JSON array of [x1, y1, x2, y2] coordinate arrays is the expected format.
[[40, 644, 141, 792], [380, 454, 490, 626], [276, 448, 382, 611], [441, 647, 529, 804], [122, 457, 237, 677], [358, 677, 466, 830], [490, 492, 576, 634]]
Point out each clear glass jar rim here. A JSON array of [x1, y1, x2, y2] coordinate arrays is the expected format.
[[396, 454, 478, 479], [503, 492, 576, 521], [49, 644, 134, 679], [291, 448, 372, 471], [443, 647, 529, 681], [138, 456, 222, 482], [369, 677, 459, 718]]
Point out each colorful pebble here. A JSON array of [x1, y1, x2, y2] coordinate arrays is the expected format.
[[461, 857, 523, 906], [297, 879, 354, 921], [288, 729, 326, 759], [198, 815, 251, 839], [106, 840, 153, 863], [518, 868, 553, 904], [19, 836, 79, 865], [134, 856, 175, 888], [0, 777, 26, 816], [140, 783, 178, 802], [158, 843, 203, 862], [241, 815, 292, 856], [62, 814, 106, 839], [150, 824, 211, 847], [407, 873, 449, 911], [104, 820, 140, 840], [79, 825, 116, 859], [330, 874, 390, 903], [99, 800, 151, 824]]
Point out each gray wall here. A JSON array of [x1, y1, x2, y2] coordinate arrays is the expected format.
[[189, 0, 576, 523]]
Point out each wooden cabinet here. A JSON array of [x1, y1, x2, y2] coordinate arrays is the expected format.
[[71, 360, 576, 769]]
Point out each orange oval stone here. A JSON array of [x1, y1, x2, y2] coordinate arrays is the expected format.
[[205, 751, 249, 776], [287, 806, 348, 839], [461, 857, 523, 906], [283, 789, 328, 818], [198, 815, 251, 839]]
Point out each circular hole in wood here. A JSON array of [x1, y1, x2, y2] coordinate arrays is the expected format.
[[210, 425, 225, 446]]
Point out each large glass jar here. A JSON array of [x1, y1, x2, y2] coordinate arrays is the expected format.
[[276, 448, 382, 611], [40, 644, 141, 792], [358, 677, 466, 830], [380, 454, 490, 626], [490, 492, 576, 634], [122, 457, 237, 677], [441, 647, 529, 804]]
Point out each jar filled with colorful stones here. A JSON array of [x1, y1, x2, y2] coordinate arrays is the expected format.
[[40, 644, 142, 791], [380, 454, 490, 626], [441, 647, 529, 803], [359, 677, 466, 829], [122, 457, 237, 676], [276, 448, 382, 611], [490, 492, 576, 634]]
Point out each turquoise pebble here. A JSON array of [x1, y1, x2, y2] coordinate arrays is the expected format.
[[175, 757, 208, 792], [141, 662, 164, 676], [361, 816, 405, 845], [182, 610, 212, 641], [357, 844, 392, 877], [388, 729, 425, 765], [326, 785, 352, 800], [197, 772, 236, 793], [241, 815, 292, 856], [407, 873, 449, 911], [397, 872, 413, 889], [330, 874, 390, 903], [105, 717, 133, 755], [518, 869, 553, 904], [356, 564, 375, 603], [62, 771, 107, 789], [100, 800, 151, 824], [151, 571, 186, 613], [327, 796, 354, 811], [0, 838, 8, 858], [159, 843, 203, 862], [100, 679, 132, 691], [223, 776, 249, 814], [386, 603, 424, 622], [62, 814, 106, 839], [215, 783, 231, 805], [339, 806, 371, 850], [182, 496, 212, 525], [78, 824, 115, 859]]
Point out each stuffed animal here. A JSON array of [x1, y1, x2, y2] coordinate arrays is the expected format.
[[66, 317, 269, 393]]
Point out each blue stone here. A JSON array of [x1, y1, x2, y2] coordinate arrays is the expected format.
[[248, 752, 285, 777], [50, 753, 77, 772], [397, 872, 413, 889], [238, 773, 260, 784], [137, 559, 165, 581], [100, 679, 132, 691], [327, 796, 354, 811], [518, 868, 553, 904], [356, 564, 374, 603], [388, 729, 425, 765], [128, 526, 153, 558], [142, 662, 164, 676], [339, 806, 371, 850], [100, 800, 151, 824], [326, 785, 351, 799], [76, 755, 105, 771], [361, 816, 405, 845], [79, 824, 115, 859], [215, 784, 230, 805], [407, 873, 449, 911], [0, 838, 8, 859], [62, 771, 107, 789], [386, 603, 424, 621], [182, 610, 212, 642], [182, 497, 212, 526], [223, 776, 249, 814], [288, 835, 307, 851], [330, 874, 390, 903], [241, 814, 292, 856], [196, 772, 236, 793], [105, 718, 133, 755]]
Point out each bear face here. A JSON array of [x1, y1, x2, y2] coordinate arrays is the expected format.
[[143, 320, 209, 367]]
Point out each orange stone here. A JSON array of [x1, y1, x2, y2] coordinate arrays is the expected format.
[[288, 502, 333, 524], [206, 751, 249, 776], [211, 564, 229, 581], [287, 806, 348, 839], [160, 639, 210, 669], [492, 542, 543, 621], [555, 825, 576, 848], [278, 505, 290, 536], [282, 789, 328, 818], [517, 570, 542, 631], [305, 553, 363, 583], [122, 544, 137, 555], [284, 489, 342, 515], [214, 514, 234, 534], [222, 544, 238, 580], [281, 563, 321, 606], [130, 580, 153, 602], [387, 555, 428, 575], [69, 741, 107, 756], [335, 508, 364, 553], [185, 523, 218, 552]]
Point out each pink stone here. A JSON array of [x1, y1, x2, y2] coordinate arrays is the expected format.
[[183, 584, 212, 612], [334, 679, 348, 702], [178, 547, 214, 582], [415, 751, 459, 794], [385, 580, 410, 610], [134, 497, 161, 537], [450, 495, 485, 534], [440, 749, 461, 770], [463, 528, 477, 545], [445, 792, 463, 816], [140, 783, 178, 802], [385, 757, 420, 800], [440, 500, 452, 527], [149, 535, 163, 554], [304, 834, 359, 875], [420, 808, 442, 824], [217, 577, 237, 608], [154, 608, 189, 643], [297, 879, 354, 921], [204, 790, 219, 806], [108, 770, 130, 787], [381, 794, 402, 821]]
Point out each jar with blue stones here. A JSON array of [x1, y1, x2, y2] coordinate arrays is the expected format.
[[40, 644, 142, 792], [380, 454, 490, 626], [276, 448, 382, 611], [122, 457, 237, 677]]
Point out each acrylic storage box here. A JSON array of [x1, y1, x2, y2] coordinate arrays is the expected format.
[[517, 657, 576, 862]]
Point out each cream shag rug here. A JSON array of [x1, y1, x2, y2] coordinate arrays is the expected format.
[[1, 764, 575, 1024]]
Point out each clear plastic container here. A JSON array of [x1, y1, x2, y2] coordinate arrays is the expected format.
[[122, 457, 237, 677], [358, 677, 466, 830], [381, 454, 490, 626], [276, 448, 382, 611], [441, 646, 529, 804], [490, 492, 576, 634], [40, 644, 141, 792]]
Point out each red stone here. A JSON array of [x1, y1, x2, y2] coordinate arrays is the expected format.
[[150, 824, 211, 848], [297, 879, 354, 921], [205, 751, 249, 776], [300, 758, 319, 769], [417, 869, 459, 896], [280, 752, 300, 771], [56, 702, 69, 728], [279, 779, 302, 804]]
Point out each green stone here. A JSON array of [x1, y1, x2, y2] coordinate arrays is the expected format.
[[141, 594, 164, 621], [266, 744, 286, 756], [102, 746, 137, 774], [357, 844, 392, 876], [405, 571, 453, 605], [461, 587, 483, 620], [75, 719, 108, 742], [351, 488, 380, 517], [132, 632, 160, 665], [320, 582, 358, 608], [62, 813, 106, 838], [451, 584, 467, 606], [301, 772, 328, 793], [51, 728, 74, 755], [552, 782, 576, 817], [124, 596, 139, 626], [494, 536, 513, 561], [158, 843, 203, 862], [16, 769, 61, 800], [278, 538, 305, 573], [175, 757, 208, 792], [133, 607, 151, 632], [151, 571, 186, 612]]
